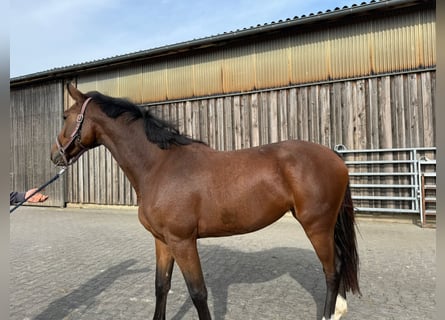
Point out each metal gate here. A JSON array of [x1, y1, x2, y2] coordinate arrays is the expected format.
[[418, 156, 437, 226], [334, 146, 436, 227]]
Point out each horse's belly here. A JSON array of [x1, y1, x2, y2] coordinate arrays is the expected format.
[[197, 202, 290, 238]]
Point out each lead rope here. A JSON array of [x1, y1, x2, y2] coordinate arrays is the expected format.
[[10, 166, 68, 214]]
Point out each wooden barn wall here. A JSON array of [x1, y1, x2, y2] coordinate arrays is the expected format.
[[149, 71, 436, 151], [67, 71, 435, 205], [10, 81, 65, 207]]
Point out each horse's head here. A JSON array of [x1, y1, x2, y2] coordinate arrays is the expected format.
[[51, 83, 99, 166]]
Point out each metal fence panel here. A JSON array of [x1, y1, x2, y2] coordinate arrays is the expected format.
[[334, 145, 436, 225]]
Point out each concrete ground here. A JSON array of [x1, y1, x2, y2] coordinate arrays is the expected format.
[[10, 206, 436, 319]]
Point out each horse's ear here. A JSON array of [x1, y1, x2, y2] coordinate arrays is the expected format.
[[66, 83, 86, 102]]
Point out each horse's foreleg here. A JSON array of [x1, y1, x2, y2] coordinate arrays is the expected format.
[[153, 239, 175, 320], [170, 238, 212, 320]]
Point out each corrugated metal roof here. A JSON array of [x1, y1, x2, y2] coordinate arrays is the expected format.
[[10, 0, 433, 86]]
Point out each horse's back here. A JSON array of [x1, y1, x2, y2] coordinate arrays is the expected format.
[[241, 140, 348, 183]]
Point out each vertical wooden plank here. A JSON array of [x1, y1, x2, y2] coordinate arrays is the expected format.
[[288, 88, 297, 140], [126, 152, 134, 205], [355, 79, 367, 149], [169, 103, 178, 131], [298, 86, 309, 141], [407, 73, 420, 147], [421, 72, 434, 147], [269, 91, 279, 143], [177, 102, 185, 138], [431, 71, 436, 147], [191, 100, 200, 140], [332, 82, 343, 145], [9, 91, 16, 192], [100, 146, 107, 204], [351, 81, 359, 149], [78, 156, 85, 203], [116, 162, 125, 205], [308, 86, 319, 143], [9, 90, 19, 193], [163, 103, 170, 122], [199, 100, 209, 144], [250, 93, 260, 147], [216, 98, 225, 150], [102, 150, 109, 204], [207, 99, 216, 149], [393, 75, 406, 148], [259, 92, 269, 145], [366, 78, 379, 149], [343, 81, 354, 148], [241, 95, 251, 148], [87, 149, 95, 203], [108, 151, 116, 205], [233, 96, 242, 149], [117, 166, 124, 205], [402, 74, 411, 148], [70, 167, 77, 204], [103, 150, 111, 204], [279, 90, 288, 142], [94, 149, 101, 204], [319, 84, 331, 147], [379, 76, 393, 149], [184, 101, 193, 137], [28, 88, 36, 186], [224, 96, 233, 150], [88, 149, 96, 203]]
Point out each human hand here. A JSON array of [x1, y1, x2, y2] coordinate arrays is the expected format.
[[25, 188, 49, 203]]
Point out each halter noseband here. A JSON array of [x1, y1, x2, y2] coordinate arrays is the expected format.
[[56, 97, 92, 166]]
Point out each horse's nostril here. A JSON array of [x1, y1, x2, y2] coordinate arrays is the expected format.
[[51, 152, 62, 166]]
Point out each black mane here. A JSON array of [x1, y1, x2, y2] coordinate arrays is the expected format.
[[86, 91, 202, 149]]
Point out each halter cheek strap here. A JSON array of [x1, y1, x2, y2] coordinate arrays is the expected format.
[[56, 97, 93, 166]]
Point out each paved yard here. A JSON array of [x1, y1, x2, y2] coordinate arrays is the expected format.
[[10, 206, 435, 319]]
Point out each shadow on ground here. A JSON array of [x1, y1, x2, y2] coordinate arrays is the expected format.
[[172, 245, 325, 320], [33, 246, 325, 320], [33, 259, 149, 320]]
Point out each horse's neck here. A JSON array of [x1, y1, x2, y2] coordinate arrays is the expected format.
[[97, 117, 163, 197]]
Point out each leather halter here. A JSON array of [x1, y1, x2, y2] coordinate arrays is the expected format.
[[55, 97, 92, 166]]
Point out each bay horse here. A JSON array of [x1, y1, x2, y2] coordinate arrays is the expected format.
[[51, 83, 360, 320]]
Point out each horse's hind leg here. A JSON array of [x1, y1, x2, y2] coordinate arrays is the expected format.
[[334, 278, 347, 320], [310, 232, 341, 320], [153, 239, 175, 320], [295, 211, 341, 320]]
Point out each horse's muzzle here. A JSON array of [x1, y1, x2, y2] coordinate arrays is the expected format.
[[50, 146, 66, 167]]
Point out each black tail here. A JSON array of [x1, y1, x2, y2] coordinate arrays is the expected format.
[[334, 183, 360, 295]]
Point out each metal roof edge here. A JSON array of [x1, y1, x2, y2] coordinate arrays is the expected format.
[[10, 0, 431, 86]]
